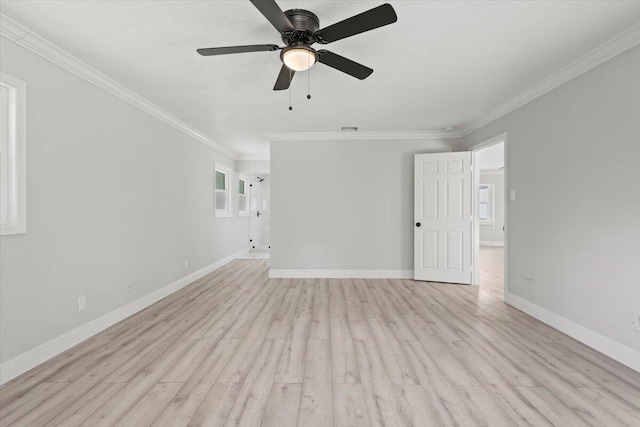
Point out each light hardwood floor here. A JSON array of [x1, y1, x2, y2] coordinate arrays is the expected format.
[[1, 248, 639, 426]]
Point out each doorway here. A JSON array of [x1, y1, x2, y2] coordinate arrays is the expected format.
[[249, 174, 270, 259], [471, 134, 507, 298]]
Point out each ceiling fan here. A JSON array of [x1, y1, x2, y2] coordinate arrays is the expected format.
[[197, 0, 397, 90]]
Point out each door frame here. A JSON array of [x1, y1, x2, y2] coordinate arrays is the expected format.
[[470, 132, 508, 298]]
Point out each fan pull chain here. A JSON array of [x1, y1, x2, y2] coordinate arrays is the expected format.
[[288, 68, 293, 111], [307, 55, 311, 100]]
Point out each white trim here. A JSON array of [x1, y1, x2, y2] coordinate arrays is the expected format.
[[0, 248, 249, 385], [269, 269, 414, 279], [3, 15, 639, 160], [266, 131, 463, 142], [506, 292, 640, 373], [479, 241, 504, 247], [461, 23, 640, 136], [0, 13, 238, 160], [0, 72, 27, 235]]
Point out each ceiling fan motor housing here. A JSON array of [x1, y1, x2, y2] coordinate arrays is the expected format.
[[282, 9, 319, 45]]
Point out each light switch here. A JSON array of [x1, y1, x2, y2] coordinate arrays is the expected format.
[[510, 190, 516, 201]]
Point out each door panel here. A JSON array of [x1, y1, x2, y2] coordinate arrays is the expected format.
[[422, 181, 438, 218], [446, 231, 464, 271], [446, 180, 463, 218], [421, 230, 438, 269], [414, 152, 472, 284]]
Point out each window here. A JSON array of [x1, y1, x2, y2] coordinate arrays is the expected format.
[[215, 163, 231, 218], [478, 184, 494, 225], [1, 73, 27, 235], [238, 175, 249, 216]]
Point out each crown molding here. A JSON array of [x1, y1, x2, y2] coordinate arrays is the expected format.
[[266, 130, 463, 142], [0, 13, 239, 159], [236, 155, 270, 161], [4, 13, 638, 157], [0, 13, 26, 42], [461, 23, 640, 136]]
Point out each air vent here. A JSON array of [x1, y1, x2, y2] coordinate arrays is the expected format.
[[341, 127, 358, 132]]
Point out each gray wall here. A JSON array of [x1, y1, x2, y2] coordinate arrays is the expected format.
[[0, 38, 249, 363], [237, 160, 270, 174], [461, 45, 640, 353], [479, 172, 505, 245], [271, 139, 458, 271]]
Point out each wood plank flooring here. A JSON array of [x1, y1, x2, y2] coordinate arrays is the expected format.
[[1, 247, 639, 426]]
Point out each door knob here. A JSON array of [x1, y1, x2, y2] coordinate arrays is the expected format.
[[416, 222, 421, 227]]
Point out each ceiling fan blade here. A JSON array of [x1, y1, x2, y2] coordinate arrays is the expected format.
[[197, 44, 279, 56], [250, 0, 295, 33], [317, 50, 373, 80], [315, 4, 397, 44], [274, 64, 295, 90]]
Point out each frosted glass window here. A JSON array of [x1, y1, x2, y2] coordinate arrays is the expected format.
[[478, 184, 492, 224], [216, 191, 227, 210], [214, 164, 231, 218], [479, 203, 488, 219], [0, 85, 9, 226], [1, 73, 26, 235], [238, 176, 249, 216], [479, 186, 489, 203], [216, 171, 225, 190]]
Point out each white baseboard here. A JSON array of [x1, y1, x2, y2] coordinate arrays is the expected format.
[[480, 241, 504, 247], [506, 292, 640, 373], [0, 248, 249, 385], [269, 269, 414, 279]]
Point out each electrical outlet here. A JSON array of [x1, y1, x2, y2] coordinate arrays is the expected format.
[[78, 296, 86, 312], [510, 190, 516, 201], [184, 259, 188, 269], [524, 271, 533, 281], [630, 313, 640, 332]]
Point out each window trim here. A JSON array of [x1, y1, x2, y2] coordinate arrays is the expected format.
[[214, 163, 232, 218], [1, 72, 27, 236], [238, 174, 249, 217], [478, 183, 495, 226]]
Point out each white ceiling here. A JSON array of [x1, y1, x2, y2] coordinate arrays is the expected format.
[[476, 141, 504, 170], [2, 1, 639, 158]]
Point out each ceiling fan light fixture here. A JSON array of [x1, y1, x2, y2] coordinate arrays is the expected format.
[[281, 46, 317, 72]]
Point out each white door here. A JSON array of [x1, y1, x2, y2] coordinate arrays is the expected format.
[[414, 152, 473, 284]]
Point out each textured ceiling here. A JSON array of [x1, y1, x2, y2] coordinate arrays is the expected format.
[[2, 1, 639, 158]]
